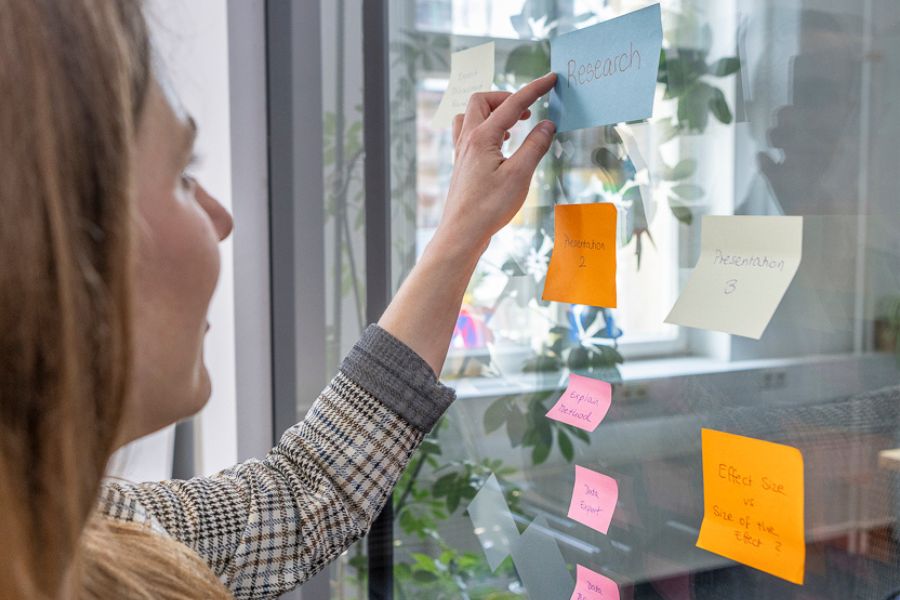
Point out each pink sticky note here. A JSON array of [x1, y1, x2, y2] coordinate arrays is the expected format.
[[571, 565, 620, 600], [545, 374, 612, 432], [567, 465, 618, 534]]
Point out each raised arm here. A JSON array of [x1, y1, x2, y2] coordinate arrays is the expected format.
[[99, 74, 557, 600], [379, 73, 557, 373]]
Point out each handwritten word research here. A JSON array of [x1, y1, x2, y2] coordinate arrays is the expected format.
[[567, 42, 641, 88]]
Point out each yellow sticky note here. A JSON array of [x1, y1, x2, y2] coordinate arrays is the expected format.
[[542, 203, 617, 308], [696, 429, 805, 585], [665, 216, 803, 339], [431, 42, 495, 128]]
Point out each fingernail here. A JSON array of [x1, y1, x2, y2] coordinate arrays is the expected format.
[[538, 120, 556, 134], [543, 72, 556, 80]]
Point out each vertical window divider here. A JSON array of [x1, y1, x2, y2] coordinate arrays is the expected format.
[[363, 0, 394, 598]]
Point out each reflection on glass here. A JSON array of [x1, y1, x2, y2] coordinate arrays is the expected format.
[[348, 0, 900, 598]]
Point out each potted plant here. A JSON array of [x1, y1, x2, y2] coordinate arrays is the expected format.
[[875, 295, 900, 359]]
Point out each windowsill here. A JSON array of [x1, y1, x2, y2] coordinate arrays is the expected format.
[[445, 351, 898, 401]]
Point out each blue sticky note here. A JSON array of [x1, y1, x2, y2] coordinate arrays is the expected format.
[[549, 4, 663, 132]]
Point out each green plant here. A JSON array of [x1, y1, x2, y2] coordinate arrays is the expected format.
[[876, 295, 900, 361], [391, 418, 525, 598], [484, 391, 591, 465], [350, 8, 743, 599], [504, 10, 741, 260], [389, 31, 450, 287]]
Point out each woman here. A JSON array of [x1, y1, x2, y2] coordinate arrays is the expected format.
[[0, 1, 557, 598]]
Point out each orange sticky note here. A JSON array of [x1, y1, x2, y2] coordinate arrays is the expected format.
[[571, 565, 620, 600], [696, 429, 805, 585], [543, 203, 617, 308]]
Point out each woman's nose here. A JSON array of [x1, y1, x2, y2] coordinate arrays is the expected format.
[[195, 184, 234, 241]]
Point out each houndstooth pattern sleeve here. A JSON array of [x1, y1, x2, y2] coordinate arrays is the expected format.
[[98, 325, 456, 599]]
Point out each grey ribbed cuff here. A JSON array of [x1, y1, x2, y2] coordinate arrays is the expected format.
[[339, 324, 456, 433]]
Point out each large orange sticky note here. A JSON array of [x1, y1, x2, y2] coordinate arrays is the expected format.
[[696, 429, 805, 585], [543, 203, 617, 308]]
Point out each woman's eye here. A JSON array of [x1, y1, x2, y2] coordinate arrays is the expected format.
[[180, 172, 197, 193]]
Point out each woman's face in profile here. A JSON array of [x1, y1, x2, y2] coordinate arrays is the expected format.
[[120, 78, 233, 444]]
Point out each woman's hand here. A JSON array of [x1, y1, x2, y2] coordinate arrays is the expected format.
[[434, 73, 558, 254], [379, 74, 557, 375]]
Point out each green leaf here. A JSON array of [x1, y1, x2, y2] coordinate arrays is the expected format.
[[347, 554, 368, 571], [504, 43, 551, 80], [522, 355, 561, 373], [506, 407, 527, 446], [501, 258, 526, 277], [592, 344, 625, 366], [710, 57, 740, 77], [534, 417, 553, 447], [567, 426, 591, 444], [677, 82, 715, 132], [590, 366, 623, 385], [662, 55, 700, 99], [432, 473, 457, 498], [567, 346, 590, 370], [413, 570, 439, 584], [411, 552, 436, 568], [708, 87, 733, 125], [669, 158, 697, 181], [419, 439, 442, 455], [591, 147, 623, 170], [656, 48, 668, 84], [671, 183, 705, 201], [669, 197, 694, 225], [483, 398, 509, 434], [532, 443, 551, 465], [323, 112, 336, 137], [558, 430, 574, 462], [446, 489, 461, 513], [398, 508, 415, 531], [656, 118, 679, 144], [622, 186, 643, 204]]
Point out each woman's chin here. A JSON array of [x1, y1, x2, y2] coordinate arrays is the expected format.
[[187, 363, 213, 416]]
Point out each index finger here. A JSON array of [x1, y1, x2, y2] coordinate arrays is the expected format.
[[460, 91, 514, 137], [484, 73, 557, 134]]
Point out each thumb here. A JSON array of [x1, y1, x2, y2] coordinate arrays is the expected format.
[[506, 120, 556, 175]]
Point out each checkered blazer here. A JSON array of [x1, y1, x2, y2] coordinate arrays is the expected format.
[[98, 325, 455, 599]]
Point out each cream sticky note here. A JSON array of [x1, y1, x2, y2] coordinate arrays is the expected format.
[[567, 465, 618, 534], [571, 565, 620, 600], [665, 216, 802, 339], [545, 373, 612, 432], [696, 429, 805, 585], [543, 203, 618, 308], [431, 42, 495, 128]]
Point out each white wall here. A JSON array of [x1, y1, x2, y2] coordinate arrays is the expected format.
[[114, 0, 239, 480]]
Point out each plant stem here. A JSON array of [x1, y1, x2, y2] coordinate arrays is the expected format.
[[394, 451, 428, 515]]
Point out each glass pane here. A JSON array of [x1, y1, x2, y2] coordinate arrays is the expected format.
[[382, 0, 900, 598], [321, 1, 370, 596]]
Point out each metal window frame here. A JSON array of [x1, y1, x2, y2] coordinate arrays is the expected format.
[[362, 2, 394, 598], [265, 0, 395, 597], [265, 0, 331, 598]]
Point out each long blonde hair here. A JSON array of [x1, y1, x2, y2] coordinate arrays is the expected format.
[[0, 1, 228, 597]]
